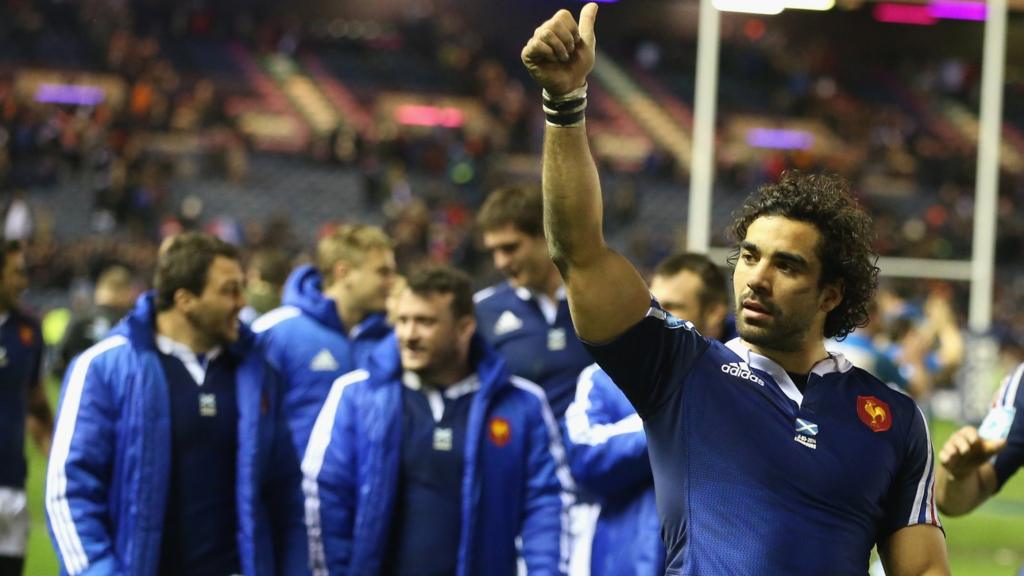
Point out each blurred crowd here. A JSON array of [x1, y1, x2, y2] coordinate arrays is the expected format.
[[1, 0, 1023, 367]]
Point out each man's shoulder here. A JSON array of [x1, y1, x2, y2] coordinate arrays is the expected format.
[[251, 305, 305, 334], [67, 334, 134, 381], [473, 283, 517, 309]]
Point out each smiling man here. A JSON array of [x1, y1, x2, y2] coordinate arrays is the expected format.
[[474, 184, 593, 421], [521, 4, 949, 575], [46, 233, 303, 576], [302, 265, 571, 576]]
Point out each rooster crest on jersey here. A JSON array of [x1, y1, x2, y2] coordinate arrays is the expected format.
[[857, 395, 892, 432], [721, 361, 765, 386]]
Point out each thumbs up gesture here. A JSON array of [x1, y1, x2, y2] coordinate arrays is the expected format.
[[521, 3, 599, 97]]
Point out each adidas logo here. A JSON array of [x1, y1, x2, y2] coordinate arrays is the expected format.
[[310, 349, 340, 372], [721, 362, 765, 386], [493, 310, 523, 336]]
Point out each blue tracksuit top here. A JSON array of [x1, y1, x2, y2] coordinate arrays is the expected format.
[[253, 265, 393, 456], [564, 364, 664, 576], [45, 292, 305, 576], [301, 335, 574, 576]]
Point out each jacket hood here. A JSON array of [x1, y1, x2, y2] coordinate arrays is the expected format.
[[366, 332, 510, 399], [282, 264, 345, 333], [113, 290, 256, 356]]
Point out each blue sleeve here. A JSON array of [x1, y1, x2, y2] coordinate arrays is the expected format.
[[582, 300, 709, 418], [45, 339, 127, 575], [302, 371, 366, 576], [264, 366, 310, 576], [564, 365, 651, 500], [518, 382, 572, 576], [881, 405, 942, 538], [991, 364, 1024, 490]]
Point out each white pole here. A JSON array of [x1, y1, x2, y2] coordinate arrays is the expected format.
[[969, 0, 1007, 332], [688, 0, 720, 253]]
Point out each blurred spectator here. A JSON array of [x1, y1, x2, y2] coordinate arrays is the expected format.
[[52, 264, 136, 378], [239, 249, 291, 324]]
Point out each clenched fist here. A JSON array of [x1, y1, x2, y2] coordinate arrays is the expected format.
[[521, 3, 598, 97]]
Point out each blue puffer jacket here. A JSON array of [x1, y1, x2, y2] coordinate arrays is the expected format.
[[253, 264, 393, 454], [45, 292, 304, 576], [564, 364, 665, 576], [302, 335, 573, 576]]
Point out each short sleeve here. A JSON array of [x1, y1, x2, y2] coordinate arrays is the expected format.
[[880, 406, 942, 537], [581, 299, 709, 419], [990, 364, 1024, 490]]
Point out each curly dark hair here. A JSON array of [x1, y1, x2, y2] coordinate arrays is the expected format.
[[728, 171, 879, 340]]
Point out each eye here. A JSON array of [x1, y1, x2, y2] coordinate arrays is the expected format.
[[741, 252, 756, 265]]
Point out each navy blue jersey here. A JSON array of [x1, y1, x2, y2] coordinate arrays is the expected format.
[[384, 374, 478, 576], [0, 310, 43, 489], [583, 302, 941, 575], [156, 338, 240, 576], [990, 363, 1024, 490], [475, 283, 592, 419]]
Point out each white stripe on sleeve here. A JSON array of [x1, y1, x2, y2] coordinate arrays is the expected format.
[[45, 335, 128, 575], [509, 376, 576, 573], [908, 405, 940, 527], [565, 364, 644, 447], [300, 369, 369, 576]]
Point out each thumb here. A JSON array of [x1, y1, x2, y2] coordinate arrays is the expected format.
[[981, 438, 1008, 456], [579, 2, 599, 46]]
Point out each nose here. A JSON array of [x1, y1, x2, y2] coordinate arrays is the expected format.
[[493, 249, 511, 272], [746, 261, 771, 295]]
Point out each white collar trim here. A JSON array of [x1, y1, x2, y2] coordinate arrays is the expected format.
[[155, 334, 222, 386], [514, 285, 566, 325], [724, 338, 853, 407], [403, 371, 480, 422]]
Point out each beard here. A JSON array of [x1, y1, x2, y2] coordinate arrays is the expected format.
[[735, 297, 814, 353], [185, 306, 237, 347]]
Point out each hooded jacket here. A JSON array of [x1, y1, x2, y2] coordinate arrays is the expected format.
[[253, 264, 393, 455], [564, 364, 665, 576], [45, 292, 303, 576], [302, 336, 573, 576]]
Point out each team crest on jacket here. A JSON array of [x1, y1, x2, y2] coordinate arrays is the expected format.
[[488, 416, 511, 447], [857, 395, 892, 432]]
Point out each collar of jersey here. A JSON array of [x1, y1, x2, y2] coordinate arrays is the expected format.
[[156, 334, 223, 386], [514, 285, 566, 326], [725, 338, 853, 407], [403, 370, 481, 399]]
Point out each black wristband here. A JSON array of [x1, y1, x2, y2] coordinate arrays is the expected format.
[[545, 109, 586, 127]]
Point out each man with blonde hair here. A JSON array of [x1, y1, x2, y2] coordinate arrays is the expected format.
[[255, 223, 397, 447]]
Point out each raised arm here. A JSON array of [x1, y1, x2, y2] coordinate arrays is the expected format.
[[522, 4, 650, 343]]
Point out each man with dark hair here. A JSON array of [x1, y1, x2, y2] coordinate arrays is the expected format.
[[566, 251, 728, 576], [46, 232, 304, 575], [521, 6, 948, 574], [53, 264, 136, 378], [303, 265, 572, 576], [0, 240, 53, 576], [474, 185, 593, 421], [651, 252, 729, 341], [475, 184, 597, 573]]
